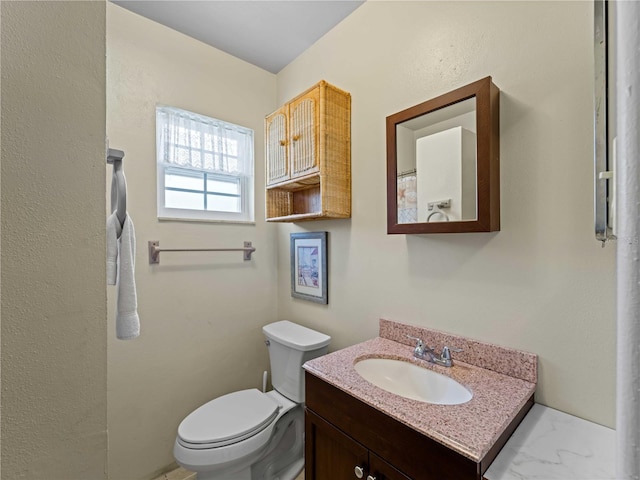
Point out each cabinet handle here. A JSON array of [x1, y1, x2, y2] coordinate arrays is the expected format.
[[354, 465, 365, 479], [367, 476, 377, 480]]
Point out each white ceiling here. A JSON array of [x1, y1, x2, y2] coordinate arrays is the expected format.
[[111, 0, 365, 73]]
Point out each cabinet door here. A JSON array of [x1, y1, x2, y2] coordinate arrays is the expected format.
[[289, 87, 320, 178], [369, 452, 412, 480], [266, 105, 289, 185], [306, 409, 369, 480]]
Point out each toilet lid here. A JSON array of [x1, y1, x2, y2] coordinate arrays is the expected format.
[[178, 389, 280, 448]]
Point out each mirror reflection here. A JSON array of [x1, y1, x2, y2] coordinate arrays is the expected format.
[[386, 76, 500, 235], [396, 98, 477, 224]]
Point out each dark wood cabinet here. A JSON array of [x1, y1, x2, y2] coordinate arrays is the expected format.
[[305, 409, 368, 480], [370, 453, 412, 480], [305, 371, 533, 480], [306, 409, 410, 480]]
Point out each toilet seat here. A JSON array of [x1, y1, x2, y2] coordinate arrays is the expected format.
[[177, 389, 281, 449]]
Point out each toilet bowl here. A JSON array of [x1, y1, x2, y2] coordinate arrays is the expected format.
[[173, 321, 330, 480], [174, 389, 301, 480]]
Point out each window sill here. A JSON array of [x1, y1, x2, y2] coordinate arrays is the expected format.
[[158, 216, 256, 225]]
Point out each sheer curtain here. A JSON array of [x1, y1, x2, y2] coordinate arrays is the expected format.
[[397, 174, 417, 223], [156, 106, 253, 176]]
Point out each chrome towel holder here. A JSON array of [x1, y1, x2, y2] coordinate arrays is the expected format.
[[148, 240, 256, 264], [107, 147, 126, 227]]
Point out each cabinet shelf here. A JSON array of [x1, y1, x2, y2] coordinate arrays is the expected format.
[[266, 182, 351, 223], [266, 212, 324, 223], [265, 172, 320, 192], [265, 80, 351, 222]]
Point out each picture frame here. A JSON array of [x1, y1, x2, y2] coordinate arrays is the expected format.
[[290, 232, 328, 304]]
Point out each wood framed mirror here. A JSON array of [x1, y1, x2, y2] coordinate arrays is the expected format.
[[386, 76, 500, 234]]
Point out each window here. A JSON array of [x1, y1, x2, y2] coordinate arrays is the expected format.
[[156, 106, 254, 223]]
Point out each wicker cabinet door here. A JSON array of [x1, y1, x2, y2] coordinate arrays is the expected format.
[[266, 106, 289, 186], [289, 87, 320, 178]]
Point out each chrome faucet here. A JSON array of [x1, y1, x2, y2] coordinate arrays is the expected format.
[[406, 335, 462, 367]]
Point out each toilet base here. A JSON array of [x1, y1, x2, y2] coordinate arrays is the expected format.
[[251, 406, 304, 480]]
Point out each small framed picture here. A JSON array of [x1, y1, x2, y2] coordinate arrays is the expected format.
[[290, 232, 328, 304]]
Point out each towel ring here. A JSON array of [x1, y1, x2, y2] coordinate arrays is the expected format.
[[427, 209, 450, 222]]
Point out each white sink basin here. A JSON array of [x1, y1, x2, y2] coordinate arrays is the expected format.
[[353, 358, 472, 405]]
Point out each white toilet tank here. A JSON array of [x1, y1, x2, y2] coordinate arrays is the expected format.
[[262, 321, 331, 403]]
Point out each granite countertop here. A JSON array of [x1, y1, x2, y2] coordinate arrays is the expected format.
[[303, 333, 536, 463]]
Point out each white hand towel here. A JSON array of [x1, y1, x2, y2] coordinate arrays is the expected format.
[[106, 212, 122, 285], [116, 213, 140, 340]]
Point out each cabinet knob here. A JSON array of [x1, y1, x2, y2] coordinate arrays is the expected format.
[[354, 465, 365, 479], [367, 476, 377, 480], [279, 140, 286, 146], [292, 134, 301, 141]]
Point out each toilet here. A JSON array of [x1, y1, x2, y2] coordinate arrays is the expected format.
[[173, 320, 331, 480]]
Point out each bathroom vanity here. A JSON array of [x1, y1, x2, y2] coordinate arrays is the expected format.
[[303, 319, 537, 480]]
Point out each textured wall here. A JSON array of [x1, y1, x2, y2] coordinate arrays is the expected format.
[[276, 1, 616, 428], [1, 2, 108, 479], [106, 5, 278, 479]]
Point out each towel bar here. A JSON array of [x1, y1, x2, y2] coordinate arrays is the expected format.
[[148, 240, 256, 264]]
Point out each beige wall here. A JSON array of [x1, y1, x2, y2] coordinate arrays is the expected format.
[[276, 1, 616, 428], [1, 2, 108, 479], [106, 5, 278, 479]]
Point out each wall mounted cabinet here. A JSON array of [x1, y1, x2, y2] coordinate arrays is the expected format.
[[265, 80, 351, 222], [387, 77, 500, 234]]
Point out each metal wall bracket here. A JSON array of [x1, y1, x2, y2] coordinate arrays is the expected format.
[[427, 199, 451, 211]]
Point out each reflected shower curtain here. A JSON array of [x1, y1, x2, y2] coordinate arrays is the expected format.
[[397, 174, 417, 223]]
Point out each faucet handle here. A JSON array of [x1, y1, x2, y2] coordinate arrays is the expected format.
[[441, 346, 462, 361], [406, 335, 427, 357]]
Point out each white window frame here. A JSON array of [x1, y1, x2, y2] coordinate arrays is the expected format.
[[156, 106, 255, 224]]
